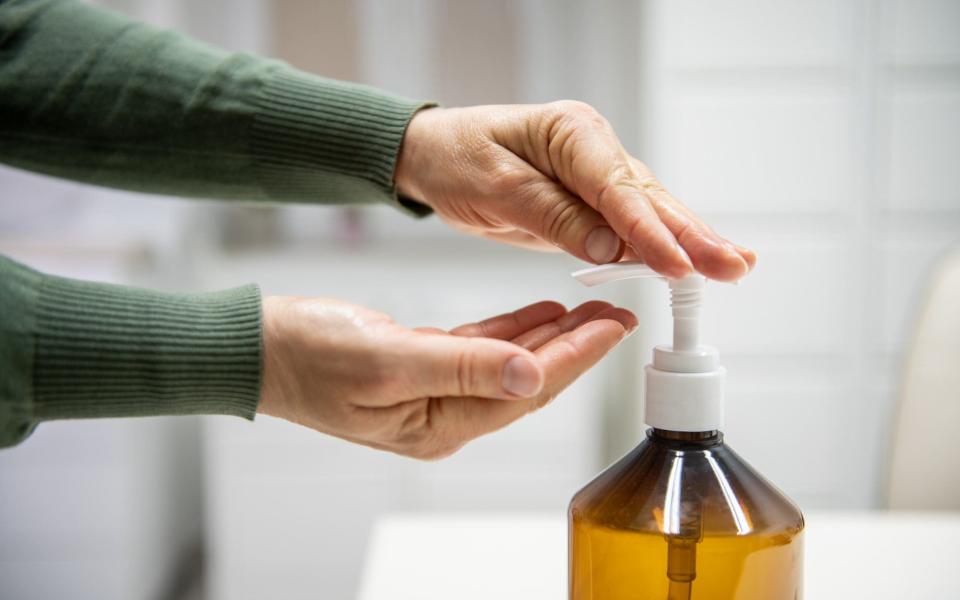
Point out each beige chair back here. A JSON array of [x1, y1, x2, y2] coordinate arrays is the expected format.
[[886, 248, 960, 510]]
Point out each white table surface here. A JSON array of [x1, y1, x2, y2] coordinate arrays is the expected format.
[[358, 511, 960, 600]]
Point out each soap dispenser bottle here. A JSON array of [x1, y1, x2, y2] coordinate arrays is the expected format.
[[568, 263, 804, 600]]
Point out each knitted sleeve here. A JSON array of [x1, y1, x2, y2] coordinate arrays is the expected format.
[[0, 255, 263, 448], [0, 0, 434, 215]]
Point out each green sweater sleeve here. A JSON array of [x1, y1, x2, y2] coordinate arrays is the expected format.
[[0, 255, 262, 448], [0, 0, 440, 447], [0, 0, 433, 215]]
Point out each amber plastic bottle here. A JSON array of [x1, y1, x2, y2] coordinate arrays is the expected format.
[[569, 428, 804, 599], [568, 263, 804, 599]]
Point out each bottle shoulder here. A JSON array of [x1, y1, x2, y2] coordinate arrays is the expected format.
[[570, 437, 804, 538]]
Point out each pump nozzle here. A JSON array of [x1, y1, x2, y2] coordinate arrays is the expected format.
[[571, 261, 725, 433], [571, 261, 661, 286], [573, 262, 706, 355]]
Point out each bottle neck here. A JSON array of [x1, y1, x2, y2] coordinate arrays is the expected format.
[[648, 428, 723, 448]]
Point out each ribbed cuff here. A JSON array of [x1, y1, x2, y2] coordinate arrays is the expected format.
[[252, 66, 435, 217], [0, 257, 43, 447], [31, 274, 263, 422]]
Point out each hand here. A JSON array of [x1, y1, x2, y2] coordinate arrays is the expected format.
[[395, 102, 756, 281], [258, 296, 637, 459]]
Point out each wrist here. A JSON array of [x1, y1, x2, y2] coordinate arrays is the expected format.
[[258, 295, 291, 420], [395, 106, 439, 205]]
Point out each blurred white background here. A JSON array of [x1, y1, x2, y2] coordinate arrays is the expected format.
[[1, 0, 958, 599]]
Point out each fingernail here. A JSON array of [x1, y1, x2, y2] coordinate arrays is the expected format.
[[502, 356, 543, 397], [725, 243, 750, 276], [735, 244, 757, 272], [585, 227, 620, 264]]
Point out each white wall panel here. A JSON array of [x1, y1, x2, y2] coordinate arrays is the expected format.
[[356, 0, 437, 99], [886, 89, 960, 212], [886, 0, 960, 63], [658, 0, 856, 68], [0, 418, 201, 600], [723, 378, 860, 505], [701, 232, 852, 354], [654, 89, 857, 215]]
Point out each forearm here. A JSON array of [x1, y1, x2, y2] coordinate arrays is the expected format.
[[0, 254, 262, 448], [0, 0, 432, 213]]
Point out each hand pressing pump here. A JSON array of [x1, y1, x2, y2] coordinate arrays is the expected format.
[[568, 262, 804, 600]]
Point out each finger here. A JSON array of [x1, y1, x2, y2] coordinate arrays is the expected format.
[[493, 165, 625, 264], [414, 326, 448, 335], [510, 300, 612, 350], [451, 300, 567, 340], [631, 157, 757, 278], [621, 194, 756, 279], [584, 306, 638, 335], [392, 333, 544, 401], [628, 158, 753, 281], [535, 317, 634, 400], [539, 104, 693, 277], [431, 316, 631, 446]]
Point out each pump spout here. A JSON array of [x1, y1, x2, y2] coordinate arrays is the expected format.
[[572, 262, 706, 353], [668, 275, 705, 353], [572, 261, 661, 286]]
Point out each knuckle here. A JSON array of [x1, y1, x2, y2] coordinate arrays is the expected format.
[[547, 122, 578, 176], [636, 172, 668, 197], [550, 100, 610, 133], [542, 199, 583, 246], [609, 160, 637, 188], [550, 99, 600, 120], [454, 340, 481, 396], [595, 161, 636, 212]]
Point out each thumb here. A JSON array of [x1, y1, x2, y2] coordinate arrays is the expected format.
[[396, 333, 544, 400], [498, 169, 624, 264], [537, 101, 693, 278]]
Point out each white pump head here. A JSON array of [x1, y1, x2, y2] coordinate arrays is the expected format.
[[572, 262, 725, 432]]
